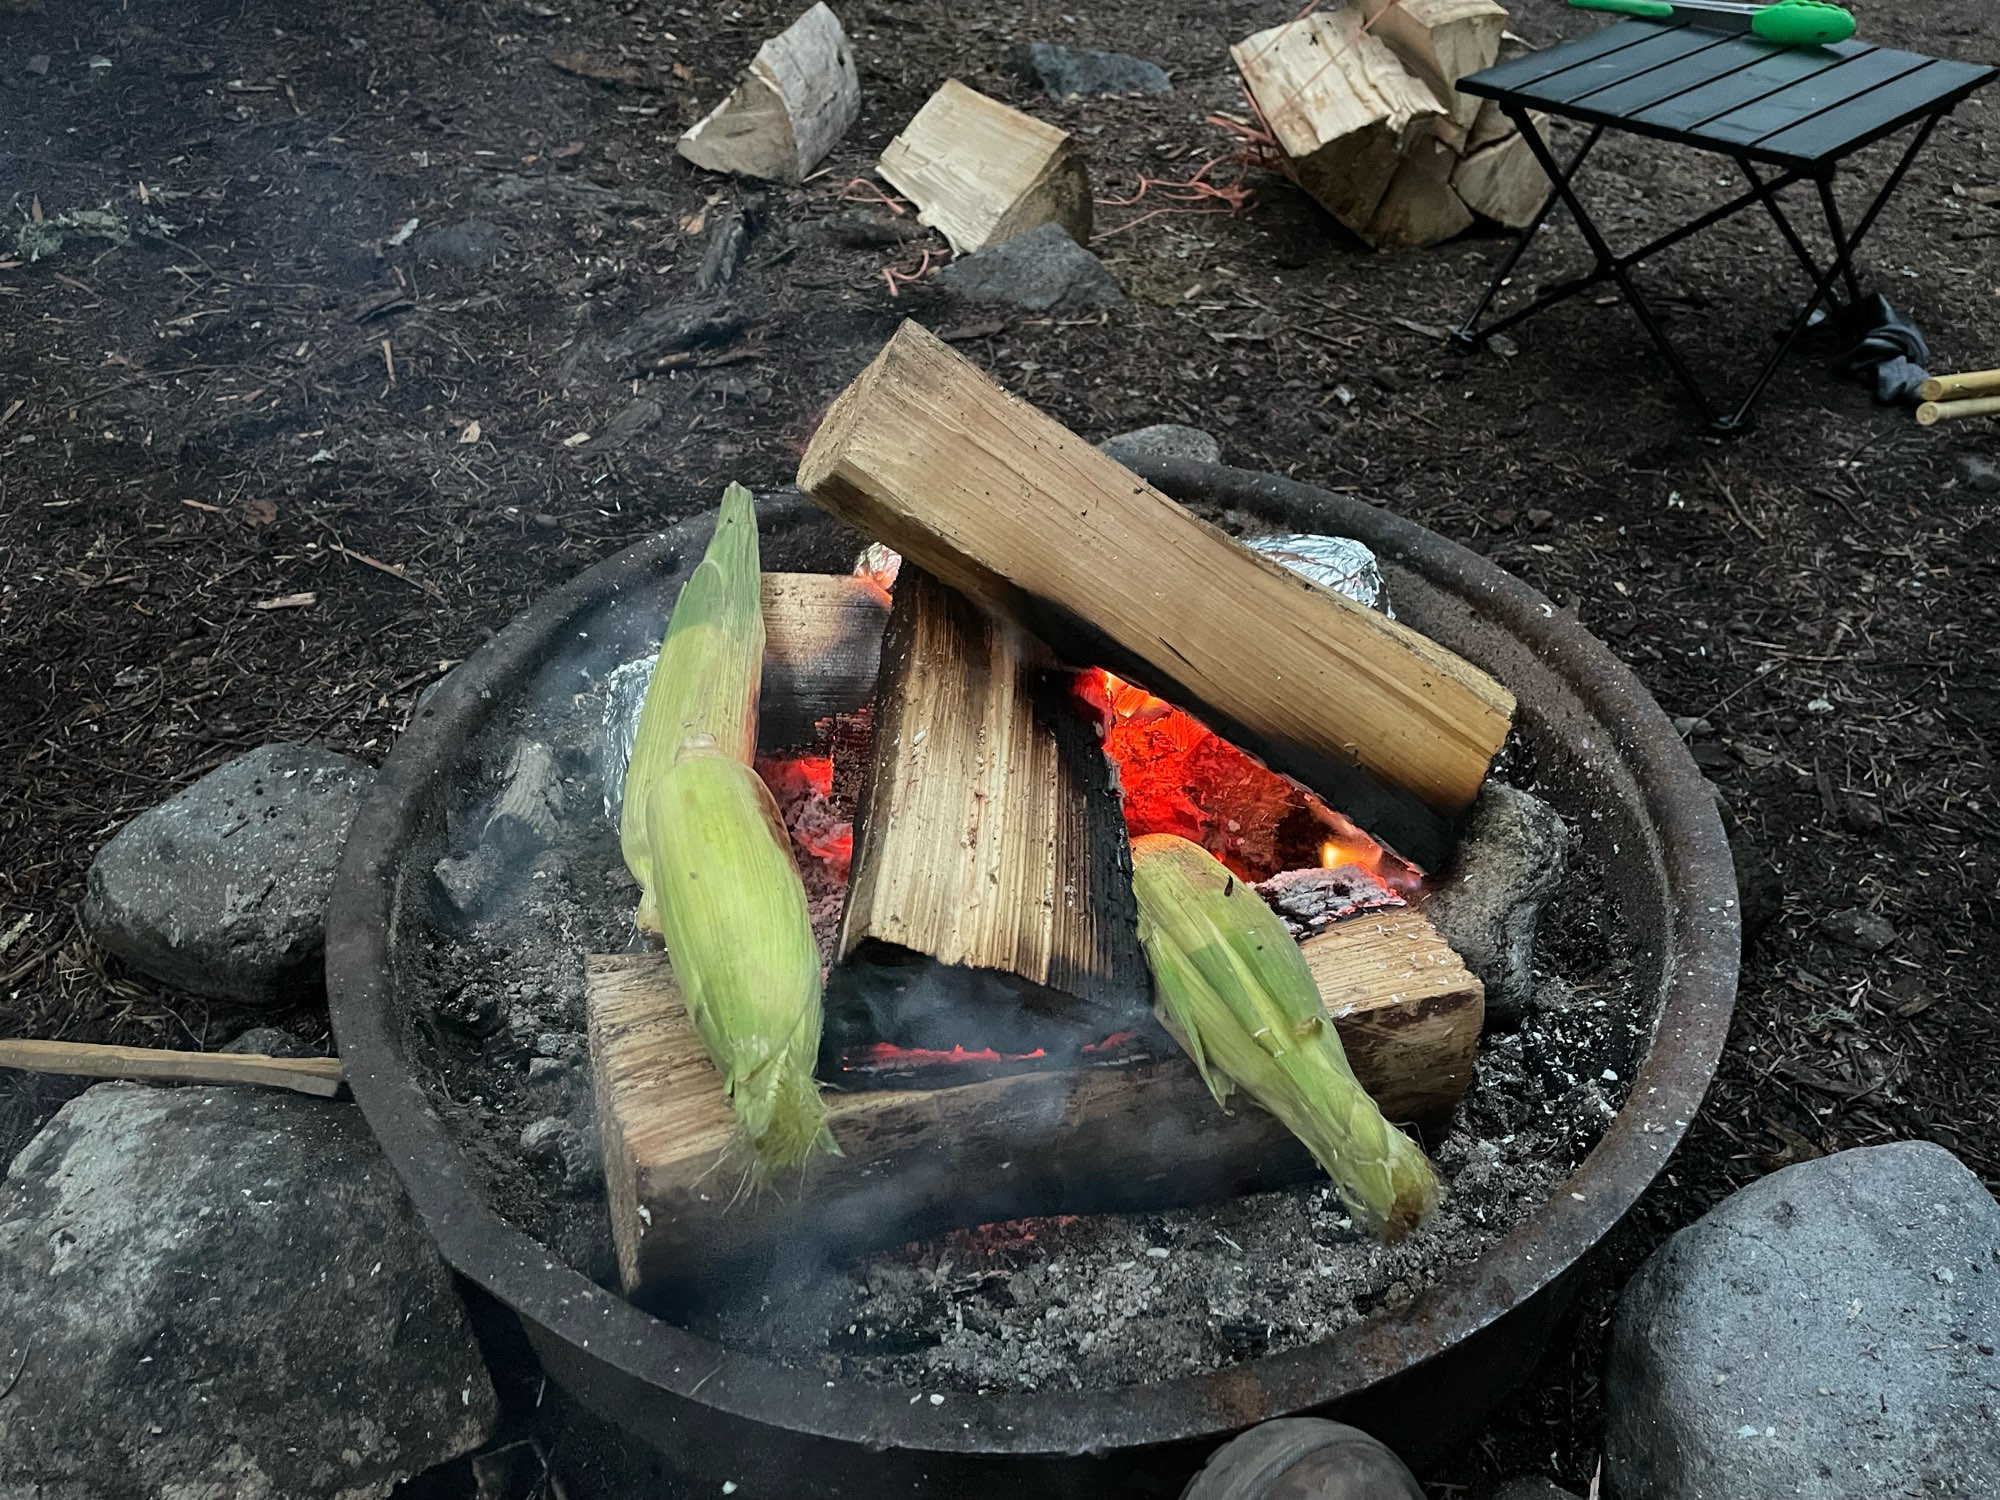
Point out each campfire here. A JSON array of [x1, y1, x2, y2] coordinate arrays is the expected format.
[[587, 321, 1514, 1303]]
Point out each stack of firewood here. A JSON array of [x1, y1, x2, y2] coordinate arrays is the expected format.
[[1233, 0, 1549, 250]]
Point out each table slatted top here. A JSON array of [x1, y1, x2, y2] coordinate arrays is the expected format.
[[1462, 20, 1995, 168]]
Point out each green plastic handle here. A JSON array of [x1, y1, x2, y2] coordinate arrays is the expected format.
[[1569, 0, 1676, 15], [1751, 0, 1857, 45]]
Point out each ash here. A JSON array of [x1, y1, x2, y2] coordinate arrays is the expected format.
[[710, 968, 1630, 1393], [410, 639, 1647, 1393]]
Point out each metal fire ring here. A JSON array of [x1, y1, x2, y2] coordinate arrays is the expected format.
[[326, 460, 1740, 1495]]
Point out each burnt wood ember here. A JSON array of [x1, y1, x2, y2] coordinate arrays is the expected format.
[[585, 907, 1478, 1300], [795, 320, 1517, 871], [1257, 864, 1404, 939], [827, 567, 1148, 1063]]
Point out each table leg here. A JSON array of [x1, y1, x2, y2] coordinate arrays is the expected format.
[[1717, 112, 1945, 432], [1451, 116, 1602, 353], [1501, 104, 1724, 427]]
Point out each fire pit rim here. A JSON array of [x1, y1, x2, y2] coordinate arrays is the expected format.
[[326, 461, 1739, 1462]]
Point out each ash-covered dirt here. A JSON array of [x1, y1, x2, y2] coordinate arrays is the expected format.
[[405, 629, 1646, 1393]]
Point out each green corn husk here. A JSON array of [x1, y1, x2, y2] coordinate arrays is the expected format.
[[646, 748, 834, 1173], [619, 482, 833, 1174], [1130, 833, 1439, 1240], [621, 482, 764, 936]]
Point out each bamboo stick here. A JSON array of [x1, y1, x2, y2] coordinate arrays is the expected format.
[[0, 1039, 346, 1098], [1917, 369, 2000, 403], [1917, 395, 2000, 427]]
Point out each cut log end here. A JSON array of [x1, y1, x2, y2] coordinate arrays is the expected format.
[[877, 79, 1092, 255]]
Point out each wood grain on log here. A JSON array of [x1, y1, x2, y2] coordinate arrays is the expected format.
[[828, 568, 1147, 1059], [795, 320, 1515, 871], [877, 79, 1092, 254]]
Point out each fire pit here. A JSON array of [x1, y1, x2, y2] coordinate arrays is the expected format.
[[326, 456, 1738, 1496]]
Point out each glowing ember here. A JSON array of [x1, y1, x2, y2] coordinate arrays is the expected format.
[[1079, 669, 1421, 890], [754, 754, 854, 877]]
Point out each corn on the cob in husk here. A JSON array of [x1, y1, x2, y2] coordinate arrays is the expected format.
[[621, 482, 764, 937], [1130, 833, 1438, 1240], [619, 482, 834, 1173], [644, 749, 835, 1171]]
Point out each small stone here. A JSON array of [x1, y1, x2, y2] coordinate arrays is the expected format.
[[1008, 43, 1170, 100], [1671, 715, 1715, 740], [433, 845, 505, 921], [82, 744, 373, 1005], [0, 1084, 497, 1493], [418, 218, 507, 266], [1606, 1143, 2000, 1500], [1099, 423, 1222, 467], [1423, 784, 1568, 1027], [938, 223, 1121, 313], [220, 1026, 312, 1058], [1819, 907, 1897, 953], [1954, 453, 2000, 495], [1840, 795, 1885, 834], [25, 54, 51, 76]]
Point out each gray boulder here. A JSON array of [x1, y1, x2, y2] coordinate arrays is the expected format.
[[1009, 43, 1171, 100], [1422, 783, 1568, 1027], [1098, 423, 1223, 467], [0, 1084, 498, 1499], [939, 223, 1121, 313], [82, 743, 373, 1004], [1607, 1142, 2000, 1500]]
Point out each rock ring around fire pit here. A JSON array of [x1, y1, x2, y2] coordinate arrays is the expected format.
[[326, 458, 1739, 1498]]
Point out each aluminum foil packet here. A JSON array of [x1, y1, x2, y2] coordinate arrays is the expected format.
[[1245, 533, 1392, 617], [598, 653, 656, 822]]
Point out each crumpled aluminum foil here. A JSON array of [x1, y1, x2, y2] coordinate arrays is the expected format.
[[598, 654, 657, 822], [1245, 533, 1393, 617]]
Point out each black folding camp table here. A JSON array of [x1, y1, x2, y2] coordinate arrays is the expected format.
[[1452, 20, 1996, 433]]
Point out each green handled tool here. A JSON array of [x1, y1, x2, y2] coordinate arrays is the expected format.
[[1569, 0, 1857, 46]]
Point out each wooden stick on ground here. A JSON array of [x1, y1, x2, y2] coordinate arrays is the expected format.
[[0, 1039, 346, 1098], [828, 567, 1149, 1059], [796, 320, 1516, 871], [1918, 369, 2000, 403], [1917, 395, 2000, 427], [587, 907, 1481, 1298]]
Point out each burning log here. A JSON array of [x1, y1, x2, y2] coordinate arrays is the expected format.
[[757, 571, 889, 750], [585, 905, 1479, 1295], [795, 320, 1516, 872], [828, 567, 1149, 1060], [876, 79, 1093, 255]]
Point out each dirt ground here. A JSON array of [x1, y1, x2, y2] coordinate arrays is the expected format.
[[2, 0, 1996, 1492]]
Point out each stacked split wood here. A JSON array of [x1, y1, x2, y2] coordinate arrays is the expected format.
[[1233, 2, 1549, 250]]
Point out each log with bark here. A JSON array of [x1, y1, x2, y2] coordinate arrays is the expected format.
[[796, 320, 1516, 872], [676, 2, 861, 183], [1232, 3, 1549, 248], [586, 903, 1480, 1297]]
